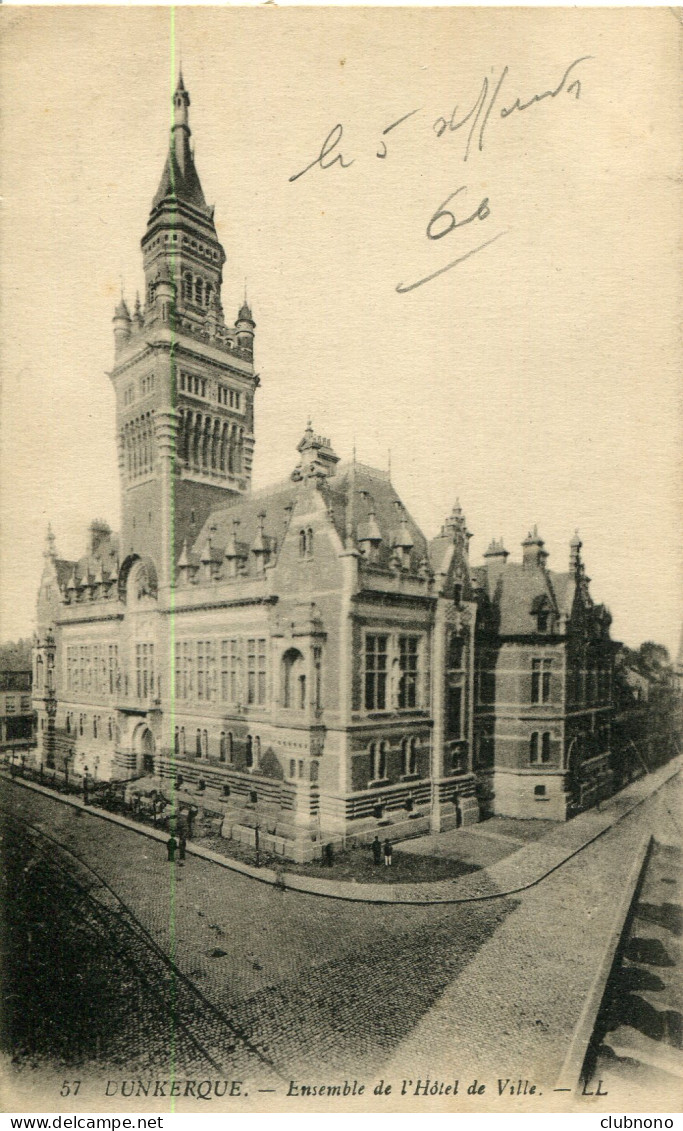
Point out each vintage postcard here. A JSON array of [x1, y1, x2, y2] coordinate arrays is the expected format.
[[0, 5, 681, 1118]]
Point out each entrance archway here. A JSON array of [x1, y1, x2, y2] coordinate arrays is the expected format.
[[134, 725, 156, 775]]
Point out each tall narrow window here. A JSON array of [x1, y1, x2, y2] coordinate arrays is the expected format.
[[531, 658, 552, 704], [202, 730, 208, 758], [373, 740, 388, 780], [542, 732, 551, 763], [398, 636, 420, 709], [196, 729, 202, 758], [364, 635, 388, 711], [174, 727, 179, 756], [245, 735, 253, 768], [529, 732, 539, 763], [197, 641, 204, 700], [219, 732, 226, 762], [447, 686, 463, 738]]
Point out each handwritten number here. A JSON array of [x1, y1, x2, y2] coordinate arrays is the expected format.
[[427, 188, 490, 241]]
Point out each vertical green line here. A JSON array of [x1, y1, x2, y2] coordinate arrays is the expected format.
[[168, 5, 178, 1111]]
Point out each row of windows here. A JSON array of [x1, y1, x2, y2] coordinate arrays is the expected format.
[[122, 412, 155, 481], [66, 644, 119, 696], [181, 273, 214, 309], [174, 638, 268, 707], [217, 384, 242, 410], [179, 371, 208, 398], [172, 728, 321, 784], [476, 661, 611, 707], [364, 633, 423, 712], [65, 712, 117, 741], [175, 409, 245, 476], [368, 736, 419, 780], [3, 696, 32, 714]]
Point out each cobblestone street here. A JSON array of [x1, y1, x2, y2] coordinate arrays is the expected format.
[[0, 780, 517, 1082], [2, 772, 678, 1112]]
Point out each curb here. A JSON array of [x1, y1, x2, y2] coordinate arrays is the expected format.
[[555, 832, 654, 1092], [2, 761, 679, 906]]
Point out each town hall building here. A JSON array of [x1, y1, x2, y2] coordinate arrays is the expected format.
[[32, 77, 616, 859]]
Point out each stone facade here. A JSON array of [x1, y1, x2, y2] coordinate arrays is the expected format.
[[31, 78, 616, 857]]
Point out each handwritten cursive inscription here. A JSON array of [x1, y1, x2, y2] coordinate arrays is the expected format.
[[433, 56, 592, 160], [287, 55, 593, 291], [288, 123, 354, 183]]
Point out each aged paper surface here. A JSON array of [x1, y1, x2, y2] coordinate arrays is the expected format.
[[0, 5, 680, 1118]]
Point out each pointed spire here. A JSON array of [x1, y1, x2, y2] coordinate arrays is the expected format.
[[44, 524, 57, 560], [150, 74, 209, 214], [569, 529, 582, 572], [133, 292, 143, 327]]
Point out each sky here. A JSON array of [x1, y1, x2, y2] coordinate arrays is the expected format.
[[0, 7, 680, 654]]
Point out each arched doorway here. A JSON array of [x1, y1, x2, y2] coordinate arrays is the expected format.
[[135, 725, 156, 775]]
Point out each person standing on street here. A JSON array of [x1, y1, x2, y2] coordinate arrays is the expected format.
[[383, 839, 393, 867], [178, 830, 187, 863], [371, 835, 382, 866], [166, 835, 177, 863]]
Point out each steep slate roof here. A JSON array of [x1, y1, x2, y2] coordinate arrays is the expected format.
[[190, 478, 300, 573], [476, 562, 576, 636], [151, 142, 209, 215], [190, 460, 429, 578]]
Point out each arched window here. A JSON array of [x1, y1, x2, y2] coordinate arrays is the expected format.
[[227, 731, 233, 763], [183, 272, 193, 301], [205, 282, 213, 306], [202, 729, 208, 758], [306, 528, 314, 557], [108, 717, 113, 740], [282, 648, 305, 709], [245, 735, 253, 768], [36, 655, 44, 690], [194, 277, 203, 305], [299, 530, 307, 559], [180, 726, 186, 756], [65, 714, 71, 735], [174, 727, 180, 756], [196, 729, 202, 757], [529, 732, 539, 763], [219, 732, 226, 762]]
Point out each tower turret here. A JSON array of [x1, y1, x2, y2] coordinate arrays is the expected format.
[[236, 299, 255, 356], [113, 297, 131, 352]]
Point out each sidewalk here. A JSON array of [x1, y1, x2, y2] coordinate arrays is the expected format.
[[2, 758, 679, 905]]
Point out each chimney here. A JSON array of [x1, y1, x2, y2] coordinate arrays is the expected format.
[[89, 519, 112, 556], [522, 525, 548, 569], [483, 537, 509, 584]]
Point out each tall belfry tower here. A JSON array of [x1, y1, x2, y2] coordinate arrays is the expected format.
[[110, 74, 258, 587]]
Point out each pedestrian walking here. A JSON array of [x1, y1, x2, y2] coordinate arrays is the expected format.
[[323, 842, 334, 867], [166, 835, 177, 862], [371, 835, 382, 866], [383, 839, 393, 867], [178, 831, 187, 863]]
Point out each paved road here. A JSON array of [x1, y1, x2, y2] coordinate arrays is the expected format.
[[0, 780, 516, 1083], [1, 773, 678, 1112]]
